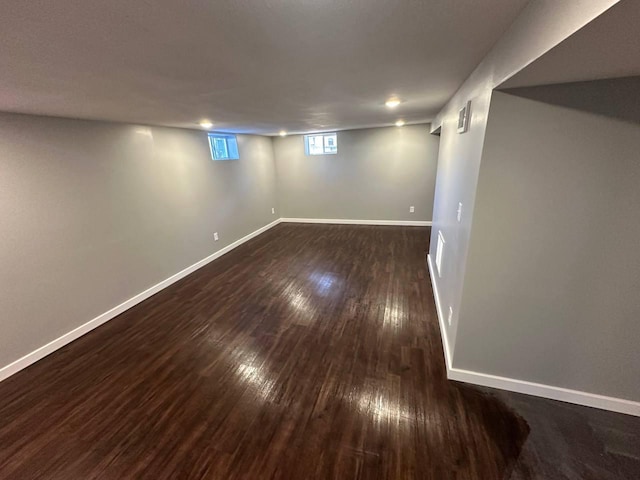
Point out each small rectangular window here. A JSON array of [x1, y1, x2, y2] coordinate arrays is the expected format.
[[304, 133, 337, 155], [208, 133, 239, 160]]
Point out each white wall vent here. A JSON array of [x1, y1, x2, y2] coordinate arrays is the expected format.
[[435, 230, 445, 277], [457, 100, 471, 133]]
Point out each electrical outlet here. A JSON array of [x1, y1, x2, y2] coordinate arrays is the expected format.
[[409, 206, 415, 213], [448, 306, 453, 326], [214, 232, 219, 241], [457, 202, 463, 222], [271, 207, 275, 215]]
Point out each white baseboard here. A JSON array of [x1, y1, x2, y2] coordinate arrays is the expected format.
[[427, 254, 640, 417], [427, 254, 453, 368], [447, 367, 640, 416], [0, 218, 282, 383], [281, 217, 432, 227]]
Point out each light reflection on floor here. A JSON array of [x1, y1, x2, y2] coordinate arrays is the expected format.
[[354, 385, 413, 426], [308, 271, 342, 297], [235, 362, 276, 403]]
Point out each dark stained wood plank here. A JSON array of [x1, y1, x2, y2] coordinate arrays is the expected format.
[[0, 223, 638, 479]]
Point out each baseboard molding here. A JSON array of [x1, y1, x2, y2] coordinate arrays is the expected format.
[[426, 255, 640, 417], [448, 367, 640, 417], [0, 218, 282, 384], [427, 254, 453, 368], [281, 217, 432, 227]]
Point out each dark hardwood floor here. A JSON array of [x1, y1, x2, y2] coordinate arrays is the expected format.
[[0, 224, 638, 479]]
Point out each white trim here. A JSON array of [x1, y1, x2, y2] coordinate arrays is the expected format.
[[281, 218, 431, 227], [427, 255, 640, 417], [447, 367, 640, 417], [0, 219, 282, 383], [427, 254, 452, 368]]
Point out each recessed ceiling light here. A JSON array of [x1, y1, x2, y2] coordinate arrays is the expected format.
[[199, 120, 213, 129], [395, 120, 406, 127], [279, 130, 287, 137], [385, 98, 401, 108]]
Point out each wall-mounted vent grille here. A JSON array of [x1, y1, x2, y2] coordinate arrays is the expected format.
[[435, 231, 445, 277]]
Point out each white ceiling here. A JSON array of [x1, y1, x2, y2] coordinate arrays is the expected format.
[[0, 0, 528, 135], [501, 0, 639, 89]]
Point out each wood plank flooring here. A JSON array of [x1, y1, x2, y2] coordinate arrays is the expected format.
[[0, 224, 638, 479]]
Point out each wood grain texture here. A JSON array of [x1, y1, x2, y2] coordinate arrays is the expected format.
[[0, 224, 638, 479]]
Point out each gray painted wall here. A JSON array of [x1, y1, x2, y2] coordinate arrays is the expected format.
[[501, 76, 640, 126], [428, 0, 619, 358], [0, 113, 278, 368], [273, 125, 439, 221], [454, 90, 640, 401]]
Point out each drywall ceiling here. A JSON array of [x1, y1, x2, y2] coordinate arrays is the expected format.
[[501, 0, 639, 89], [0, 0, 528, 135]]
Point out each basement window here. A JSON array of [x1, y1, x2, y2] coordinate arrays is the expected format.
[[208, 133, 239, 160], [304, 133, 338, 155]]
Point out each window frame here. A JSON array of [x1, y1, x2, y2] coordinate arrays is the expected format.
[[208, 133, 240, 161], [304, 132, 338, 156]]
